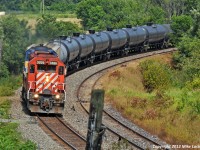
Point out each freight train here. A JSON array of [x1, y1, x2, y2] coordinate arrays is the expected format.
[[46, 23, 172, 69], [22, 23, 172, 114]]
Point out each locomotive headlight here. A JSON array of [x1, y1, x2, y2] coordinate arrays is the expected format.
[[34, 94, 39, 99], [45, 76, 50, 82], [55, 94, 60, 100]]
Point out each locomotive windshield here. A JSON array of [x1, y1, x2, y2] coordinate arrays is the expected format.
[[37, 64, 56, 73]]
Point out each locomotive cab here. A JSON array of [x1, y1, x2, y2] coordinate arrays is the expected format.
[[22, 45, 66, 114]]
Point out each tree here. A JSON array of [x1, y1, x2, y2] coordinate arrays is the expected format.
[[36, 14, 80, 40], [190, 8, 200, 37], [171, 15, 193, 42], [151, 0, 187, 20], [76, 0, 166, 30], [175, 37, 200, 80], [1, 15, 31, 74]]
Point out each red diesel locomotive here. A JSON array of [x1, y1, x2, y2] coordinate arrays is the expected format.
[[22, 45, 66, 114]]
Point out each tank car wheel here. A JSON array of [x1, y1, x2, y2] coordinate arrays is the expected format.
[[102, 54, 108, 61], [125, 50, 129, 55], [90, 59, 94, 64], [89, 56, 95, 64], [75, 63, 79, 69], [160, 43, 164, 49], [164, 40, 169, 48], [107, 54, 111, 60], [140, 47, 144, 52]]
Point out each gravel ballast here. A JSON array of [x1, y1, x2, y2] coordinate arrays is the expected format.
[[8, 49, 174, 150]]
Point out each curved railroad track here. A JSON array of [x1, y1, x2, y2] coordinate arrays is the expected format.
[[37, 115, 87, 150], [76, 48, 175, 149]]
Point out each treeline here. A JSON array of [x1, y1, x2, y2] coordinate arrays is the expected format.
[[76, 0, 200, 30], [0, 0, 82, 12]]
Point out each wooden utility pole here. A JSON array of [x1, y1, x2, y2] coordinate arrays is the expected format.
[[86, 90, 106, 150]]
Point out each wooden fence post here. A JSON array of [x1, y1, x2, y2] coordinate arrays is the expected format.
[[86, 89, 106, 150]]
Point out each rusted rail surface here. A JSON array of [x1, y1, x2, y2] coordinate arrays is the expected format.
[[37, 115, 86, 150]]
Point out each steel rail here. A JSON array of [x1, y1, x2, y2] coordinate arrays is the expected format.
[[76, 48, 176, 149], [37, 115, 86, 150]]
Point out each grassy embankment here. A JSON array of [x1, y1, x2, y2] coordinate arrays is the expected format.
[[0, 76, 36, 149], [98, 53, 200, 145]]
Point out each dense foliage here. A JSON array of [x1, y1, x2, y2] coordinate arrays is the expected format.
[[0, 0, 79, 12], [36, 14, 80, 40], [0, 15, 31, 76], [76, 0, 166, 30], [76, 0, 200, 30]]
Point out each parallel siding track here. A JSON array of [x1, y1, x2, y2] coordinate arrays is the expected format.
[[76, 48, 175, 149]]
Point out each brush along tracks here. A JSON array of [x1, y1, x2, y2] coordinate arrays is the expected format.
[[37, 115, 86, 150], [76, 49, 174, 149]]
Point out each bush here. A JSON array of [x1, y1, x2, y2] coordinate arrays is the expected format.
[[140, 60, 172, 92], [0, 76, 22, 96], [0, 63, 9, 78], [186, 77, 200, 90], [0, 76, 21, 89], [0, 86, 14, 96]]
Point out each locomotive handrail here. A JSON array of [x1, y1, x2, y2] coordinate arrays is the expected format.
[[57, 83, 67, 101], [27, 81, 36, 99]]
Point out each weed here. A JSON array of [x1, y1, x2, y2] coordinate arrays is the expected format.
[[0, 123, 36, 149], [0, 100, 11, 119]]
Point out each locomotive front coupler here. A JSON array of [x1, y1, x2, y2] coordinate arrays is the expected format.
[[39, 95, 53, 112]]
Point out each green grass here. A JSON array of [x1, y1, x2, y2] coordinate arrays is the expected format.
[[0, 75, 36, 149], [0, 100, 11, 119], [100, 53, 200, 145], [0, 123, 36, 149], [12, 12, 77, 20], [0, 76, 22, 97]]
